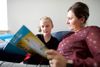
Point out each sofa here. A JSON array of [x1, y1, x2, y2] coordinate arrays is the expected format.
[[0, 61, 50, 67], [0, 31, 70, 67]]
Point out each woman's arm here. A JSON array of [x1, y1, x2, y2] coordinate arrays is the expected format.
[[84, 26, 100, 67]]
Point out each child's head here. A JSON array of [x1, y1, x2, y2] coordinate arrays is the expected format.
[[39, 16, 53, 36]]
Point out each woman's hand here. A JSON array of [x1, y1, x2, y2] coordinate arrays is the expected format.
[[45, 49, 67, 67]]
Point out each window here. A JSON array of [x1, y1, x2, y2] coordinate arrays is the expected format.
[[0, 0, 8, 31]]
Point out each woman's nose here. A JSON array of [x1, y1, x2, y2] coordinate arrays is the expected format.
[[66, 20, 70, 24], [66, 19, 69, 24]]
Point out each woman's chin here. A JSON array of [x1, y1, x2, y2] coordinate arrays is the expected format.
[[70, 28, 75, 32]]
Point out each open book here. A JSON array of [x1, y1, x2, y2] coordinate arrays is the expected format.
[[6, 25, 48, 58]]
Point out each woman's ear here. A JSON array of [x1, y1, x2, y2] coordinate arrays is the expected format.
[[80, 17, 85, 24]]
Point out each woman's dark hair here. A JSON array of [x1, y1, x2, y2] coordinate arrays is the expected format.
[[68, 2, 89, 24]]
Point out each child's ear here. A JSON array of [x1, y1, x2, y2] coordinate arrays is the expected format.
[[38, 26, 41, 32]]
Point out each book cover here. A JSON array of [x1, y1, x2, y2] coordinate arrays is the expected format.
[[5, 25, 48, 57]]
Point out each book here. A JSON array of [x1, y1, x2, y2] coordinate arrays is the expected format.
[[5, 25, 48, 57]]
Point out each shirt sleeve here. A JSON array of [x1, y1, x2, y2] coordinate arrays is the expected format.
[[75, 26, 100, 67]]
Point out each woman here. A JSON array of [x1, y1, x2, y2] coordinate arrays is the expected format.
[[46, 2, 100, 67], [22, 16, 59, 65]]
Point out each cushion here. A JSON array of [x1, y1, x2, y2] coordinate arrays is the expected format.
[[52, 31, 70, 41], [0, 33, 13, 41]]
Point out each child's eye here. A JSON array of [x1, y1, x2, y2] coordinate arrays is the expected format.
[[42, 26, 44, 28]]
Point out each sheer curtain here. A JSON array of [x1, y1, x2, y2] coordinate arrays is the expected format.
[[0, 0, 8, 31]]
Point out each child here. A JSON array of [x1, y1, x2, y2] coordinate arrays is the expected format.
[[21, 16, 59, 65]]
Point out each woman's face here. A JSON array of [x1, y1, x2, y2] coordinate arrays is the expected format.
[[66, 10, 84, 32], [40, 19, 53, 36]]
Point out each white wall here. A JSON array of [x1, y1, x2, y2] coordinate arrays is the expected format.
[[7, 0, 100, 34]]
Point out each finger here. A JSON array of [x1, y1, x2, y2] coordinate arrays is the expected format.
[[49, 60, 52, 64], [45, 49, 58, 56], [49, 59, 57, 67], [46, 54, 54, 60], [45, 50, 56, 60], [49, 60, 54, 67]]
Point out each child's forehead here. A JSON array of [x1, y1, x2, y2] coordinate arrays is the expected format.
[[40, 19, 52, 24]]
